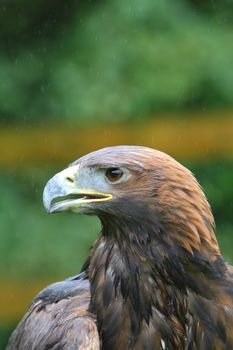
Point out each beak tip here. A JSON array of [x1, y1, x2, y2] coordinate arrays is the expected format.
[[43, 182, 52, 213]]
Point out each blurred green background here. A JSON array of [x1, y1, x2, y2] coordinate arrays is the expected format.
[[1, 0, 233, 348]]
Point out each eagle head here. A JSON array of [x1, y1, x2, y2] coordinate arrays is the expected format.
[[43, 146, 220, 257]]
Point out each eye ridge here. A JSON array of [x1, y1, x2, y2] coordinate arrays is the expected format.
[[105, 168, 124, 182]]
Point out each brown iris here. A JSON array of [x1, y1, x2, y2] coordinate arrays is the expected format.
[[105, 168, 124, 182]]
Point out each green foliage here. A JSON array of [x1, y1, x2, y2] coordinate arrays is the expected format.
[[0, 0, 233, 123], [0, 324, 12, 349], [189, 160, 233, 225], [189, 161, 233, 263], [0, 168, 100, 281]]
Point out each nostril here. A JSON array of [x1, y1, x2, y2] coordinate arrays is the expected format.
[[66, 177, 74, 183]]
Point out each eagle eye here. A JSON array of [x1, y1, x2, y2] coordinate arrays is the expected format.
[[105, 168, 124, 183]]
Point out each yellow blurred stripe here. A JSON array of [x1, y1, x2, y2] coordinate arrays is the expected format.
[[0, 112, 233, 168], [0, 281, 52, 324]]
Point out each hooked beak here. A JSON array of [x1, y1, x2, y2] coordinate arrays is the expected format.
[[43, 165, 112, 213]]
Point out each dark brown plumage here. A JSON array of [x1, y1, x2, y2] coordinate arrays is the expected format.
[[7, 146, 233, 349]]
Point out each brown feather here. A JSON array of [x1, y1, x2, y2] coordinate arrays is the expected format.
[[7, 278, 100, 349]]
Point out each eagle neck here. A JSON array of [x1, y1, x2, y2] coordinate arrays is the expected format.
[[88, 216, 229, 349], [88, 220, 188, 349]]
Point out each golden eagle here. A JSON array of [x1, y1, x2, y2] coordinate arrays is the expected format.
[[7, 146, 233, 349]]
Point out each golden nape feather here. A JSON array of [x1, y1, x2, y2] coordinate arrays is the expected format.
[[7, 146, 233, 350]]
